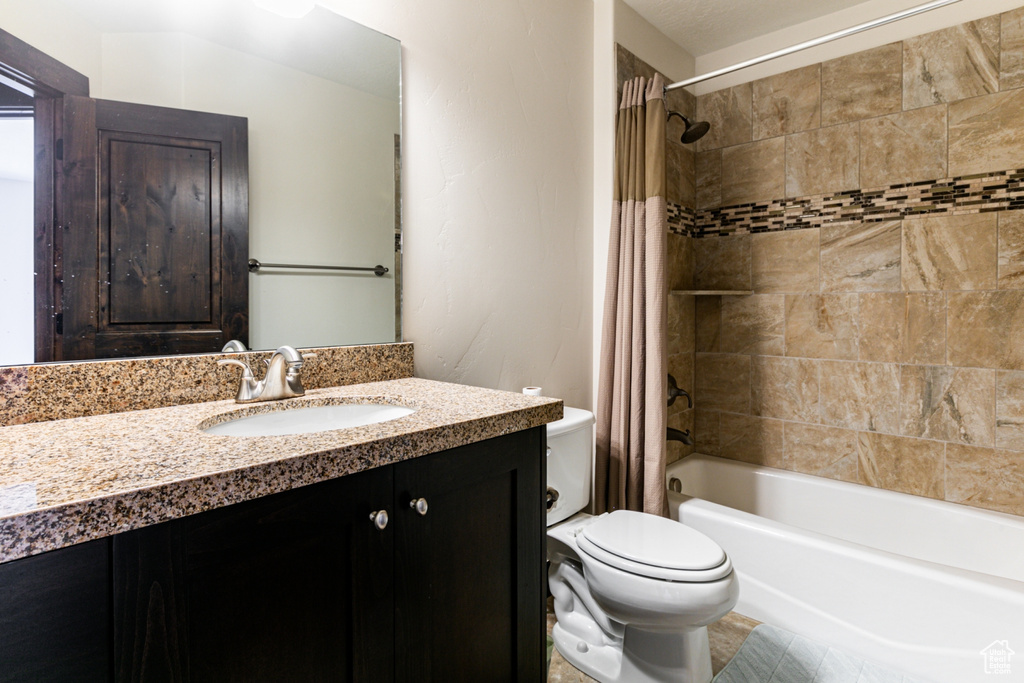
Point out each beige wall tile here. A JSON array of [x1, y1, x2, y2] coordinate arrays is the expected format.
[[858, 431, 944, 499], [694, 235, 751, 290], [666, 86, 697, 121], [899, 365, 995, 446], [860, 105, 947, 189], [695, 296, 722, 353], [903, 18, 999, 110], [947, 291, 1024, 370], [751, 229, 819, 293], [667, 233, 694, 291], [719, 413, 784, 467], [998, 210, 1024, 289], [820, 360, 900, 433], [785, 294, 859, 361], [902, 213, 997, 291], [821, 43, 902, 127], [858, 292, 946, 365], [616, 43, 637, 92], [696, 150, 722, 210], [696, 84, 753, 152], [668, 293, 695, 354], [996, 371, 1024, 451], [721, 295, 785, 355], [784, 423, 858, 482], [820, 221, 900, 292], [1002, 7, 1024, 90], [902, 292, 947, 365], [949, 89, 1024, 177], [696, 353, 750, 413], [722, 138, 786, 206], [679, 144, 696, 209], [752, 64, 821, 140], [751, 356, 819, 422], [946, 443, 1024, 515], [667, 142, 684, 206], [695, 409, 721, 456], [785, 123, 859, 198], [857, 293, 902, 363]]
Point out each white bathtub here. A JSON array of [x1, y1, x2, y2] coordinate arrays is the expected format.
[[666, 454, 1024, 683]]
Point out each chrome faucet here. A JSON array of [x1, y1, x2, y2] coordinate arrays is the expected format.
[[218, 346, 317, 403]]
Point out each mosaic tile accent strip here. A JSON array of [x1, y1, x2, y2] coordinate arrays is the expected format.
[[668, 201, 696, 236], [695, 168, 1024, 237], [0, 343, 414, 426]]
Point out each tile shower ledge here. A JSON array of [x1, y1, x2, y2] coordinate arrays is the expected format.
[[0, 377, 562, 564]]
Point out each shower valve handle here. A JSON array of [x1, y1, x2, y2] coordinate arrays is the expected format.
[[667, 373, 693, 408]]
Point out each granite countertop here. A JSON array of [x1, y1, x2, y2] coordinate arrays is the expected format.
[[0, 377, 563, 564]]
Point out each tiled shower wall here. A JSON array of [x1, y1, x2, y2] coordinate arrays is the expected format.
[[689, 8, 1024, 517], [615, 45, 697, 464]]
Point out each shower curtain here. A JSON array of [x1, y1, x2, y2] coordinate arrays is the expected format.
[[595, 73, 668, 517]]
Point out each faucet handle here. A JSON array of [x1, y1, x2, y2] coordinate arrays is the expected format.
[[218, 358, 254, 378], [218, 359, 261, 402], [301, 352, 317, 362]]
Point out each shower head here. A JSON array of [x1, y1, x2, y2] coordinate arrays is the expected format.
[[667, 111, 711, 144]]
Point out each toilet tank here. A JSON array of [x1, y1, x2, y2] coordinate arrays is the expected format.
[[546, 407, 595, 526]]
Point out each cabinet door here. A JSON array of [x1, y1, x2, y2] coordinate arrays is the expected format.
[[113, 465, 394, 683], [0, 538, 112, 682], [393, 428, 546, 683]]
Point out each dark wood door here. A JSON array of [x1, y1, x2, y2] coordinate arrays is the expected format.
[[0, 538, 112, 682], [392, 428, 547, 683], [59, 95, 248, 360], [113, 466, 394, 683]]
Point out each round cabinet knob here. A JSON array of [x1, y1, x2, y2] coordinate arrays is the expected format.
[[410, 498, 429, 516], [370, 510, 389, 530]]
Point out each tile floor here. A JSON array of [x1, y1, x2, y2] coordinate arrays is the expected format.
[[545, 597, 760, 682]]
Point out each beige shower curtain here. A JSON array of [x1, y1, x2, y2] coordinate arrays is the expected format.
[[595, 74, 668, 517]]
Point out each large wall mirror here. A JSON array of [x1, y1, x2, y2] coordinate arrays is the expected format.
[[0, 0, 401, 365]]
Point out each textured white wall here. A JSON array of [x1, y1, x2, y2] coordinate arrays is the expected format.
[[321, 0, 596, 408]]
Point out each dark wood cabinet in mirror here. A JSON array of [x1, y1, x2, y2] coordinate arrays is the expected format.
[[0, 0, 401, 365]]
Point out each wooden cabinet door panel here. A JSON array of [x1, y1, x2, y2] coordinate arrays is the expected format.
[[113, 466, 394, 683], [183, 468, 394, 683], [393, 429, 546, 683], [0, 539, 112, 682]]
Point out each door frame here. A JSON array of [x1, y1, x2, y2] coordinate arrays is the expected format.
[[0, 27, 90, 361]]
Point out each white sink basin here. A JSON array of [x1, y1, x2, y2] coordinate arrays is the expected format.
[[202, 403, 415, 437]]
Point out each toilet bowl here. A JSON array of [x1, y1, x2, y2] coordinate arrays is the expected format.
[[546, 408, 738, 683]]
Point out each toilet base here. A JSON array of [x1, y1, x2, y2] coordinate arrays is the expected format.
[[552, 621, 713, 683]]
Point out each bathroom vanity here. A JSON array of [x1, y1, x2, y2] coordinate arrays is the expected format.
[[0, 378, 559, 682]]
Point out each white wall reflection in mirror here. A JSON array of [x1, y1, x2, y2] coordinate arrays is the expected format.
[[0, 0, 401, 364]]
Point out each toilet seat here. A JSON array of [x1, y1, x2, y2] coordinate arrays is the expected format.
[[576, 510, 732, 583]]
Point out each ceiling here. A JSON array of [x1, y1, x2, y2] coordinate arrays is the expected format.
[[621, 0, 879, 57]]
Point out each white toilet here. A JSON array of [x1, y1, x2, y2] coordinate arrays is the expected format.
[[546, 407, 738, 683]]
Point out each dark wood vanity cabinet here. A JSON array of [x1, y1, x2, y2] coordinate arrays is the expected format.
[[0, 428, 546, 683]]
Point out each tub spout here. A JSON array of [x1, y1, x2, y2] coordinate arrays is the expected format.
[[667, 427, 694, 445]]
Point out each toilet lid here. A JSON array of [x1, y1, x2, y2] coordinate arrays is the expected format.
[[580, 510, 726, 575]]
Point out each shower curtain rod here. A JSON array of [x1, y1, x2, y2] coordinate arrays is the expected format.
[[664, 0, 962, 92]]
